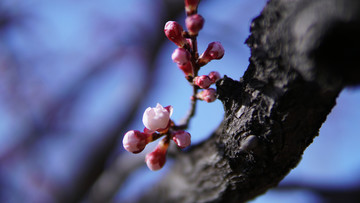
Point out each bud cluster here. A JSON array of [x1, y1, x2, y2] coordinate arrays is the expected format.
[[123, 0, 226, 171], [123, 103, 191, 171], [164, 0, 224, 103], [193, 70, 220, 102], [166, 23, 224, 81]]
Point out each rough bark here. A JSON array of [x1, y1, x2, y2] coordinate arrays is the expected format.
[[141, 0, 360, 202]]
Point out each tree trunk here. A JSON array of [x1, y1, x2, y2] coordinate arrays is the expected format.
[[141, 0, 360, 202]]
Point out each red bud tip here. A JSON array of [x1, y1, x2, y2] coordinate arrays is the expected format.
[[208, 71, 221, 83], [198, 42, 225, 66], [172, 130, 191, 149], [172, 48, 191, 65], [193, 75, 212, 89], [185, 14, 204, 35], [185, 0, 200, 15], [123, 130, 149, 154], [178, 61, 194, 77], [145, 139, 168, 171], [164, 21, 187, 47], [197, 88, 217, 103]]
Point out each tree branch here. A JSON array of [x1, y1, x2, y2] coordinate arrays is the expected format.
[[140, 0, 360, 202]]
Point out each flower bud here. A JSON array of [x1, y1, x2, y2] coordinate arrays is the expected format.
[[208, 71, 221, 83], [193, 75, 212, 89], [185, 0, 200, 15], [172, 48, 191, 65], [143, 103, 173, 131], [172, 130, 191, 149], [198, 42, 225, 66], [122, 130, 150, 153], [178, 61, 194, 77], [164, 21, 187, 47], [197, 88, 217, 102], [185, 14, 204, 35], [145, 139, 168, 171]]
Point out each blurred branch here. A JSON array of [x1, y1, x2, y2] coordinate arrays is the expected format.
[[86, 153, 146, 203], [58, 28, 156, 203], [68, 1, 187, 203], [0, 36, 145, 202], [0, 45, 127, 161], [139, 0, 360, 202], [276, 182, 360, 203], [0, 13, 12, 30], [1, 0, 185, 202]]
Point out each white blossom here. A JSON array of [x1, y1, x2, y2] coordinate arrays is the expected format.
[[142, 103, 172, 131]]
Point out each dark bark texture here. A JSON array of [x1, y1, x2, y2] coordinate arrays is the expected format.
[[141, 0, 360, 202]]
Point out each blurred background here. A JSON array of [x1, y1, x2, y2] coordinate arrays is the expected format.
[[0, 0, 359, 202]]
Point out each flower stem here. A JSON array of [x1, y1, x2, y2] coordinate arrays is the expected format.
[[176, 37, 200, 130], [174, 4, 204, 131]]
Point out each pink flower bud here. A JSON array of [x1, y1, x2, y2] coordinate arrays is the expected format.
[[145, 149, 166, 171], [178, 61, 194, 77], [164, 21, 187, 47], [145, 139, 168, 171], [197, 88, 217, 102], [193, 75, 212, 89], [185, 14, 204, 35], [185, 0, 200, 15], [208, 71, 221, 83], [143, 103, 173, 131], [198, 42, 225, 66], [172, 48, 190, 65], [122, 130, 149, 153], [172, 130, 191, 149]]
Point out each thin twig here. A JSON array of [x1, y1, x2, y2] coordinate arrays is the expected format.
[[176, 84, 199, 130], [176, 9, 202, 129]]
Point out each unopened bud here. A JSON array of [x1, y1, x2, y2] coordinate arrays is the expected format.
[[193, 75, 212, 89], [178, 61, 194, 77], [172, 48, 191, 65], [208, 71, 221, 83], [164, 21, 187, 47], [198, 42, 224, 66], [197, 88, 217, 102], [123, 130, 150, 154], [185, 0, 200, 15], [172, 130, 191, 149], [145, 139, 169, 171], [185, 14, 204, 35]]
